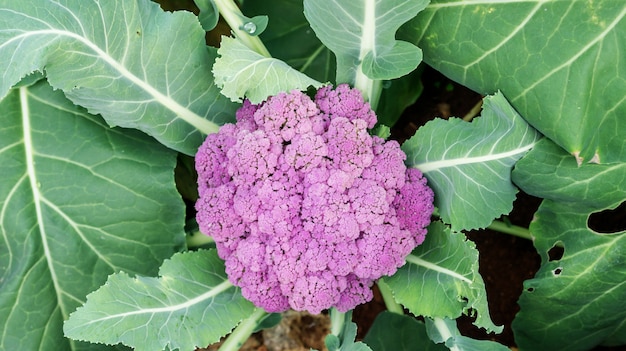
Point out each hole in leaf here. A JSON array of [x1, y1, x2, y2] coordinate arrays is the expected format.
[[552, 267, 563, 276], [588, 201, 626, 234], [547, 245, 564, 261]]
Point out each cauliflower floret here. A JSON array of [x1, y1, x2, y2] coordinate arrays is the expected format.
[[393, 168, 435, 245], [290, 271, 345, 315], [195, 85, 434, 314], [284, 132, 327, 171], [256, 168, 303, 239], [227, 129, 279, 185], [195, 184, 237, 240], [235, 99, 260, 131], [253, 90, 318, 142], [195, 124, 238, 193], [226, 252, 289, 312], [362, 136, 407, 192], [355, 223, 415, 279], [315, 83, 377, 129], [326, 117, 374, 181], [334, 275, 373, 312], [349, 178, 389, 228]]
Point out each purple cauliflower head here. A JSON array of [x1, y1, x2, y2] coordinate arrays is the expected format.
[[196, 84, 434, 314]]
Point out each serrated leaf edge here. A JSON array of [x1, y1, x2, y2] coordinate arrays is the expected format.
[[67, 278, 233, 328]]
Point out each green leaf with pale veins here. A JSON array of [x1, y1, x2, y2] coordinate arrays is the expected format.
[[303, 0, 427, 84], [0, 0, 237, 155], [0, 80, 184, 351], [213, 36, 324, 103], [384, 222, 503, 334], [402, 92, 541, 231], [513, 199, 626, 351], [511, 138, 626, 351], [242, 0, 336, 83], [400, 1, 626, 163], [64, 249, 255, 351]]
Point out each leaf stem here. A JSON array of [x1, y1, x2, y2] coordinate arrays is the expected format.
[[329, 307, 346, 337], [486, 219, 533, 240], [431, 317, 461, 351], [300, 44, 325, 73], [186, 230, 215, 247], [218, 308, 267, 351], [431, 208, 532, 240], [377, 279, 404, 315], [352, 0, 381, 110], [354, 70, 382, 111], [213, 0, 271, 57], [462, 99, 483, 122]]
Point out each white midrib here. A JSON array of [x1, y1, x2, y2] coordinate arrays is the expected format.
[[415, 141, 537, 172], [353, 0, 376, 96], [427, 0, 548, 9], [81, 280, 233, 325], [406, 254, 473, 284], [10, 29, 219, 134], [359, 0, 376, 61], [20, 87, 66, 314], [433, 318, 462, 351]]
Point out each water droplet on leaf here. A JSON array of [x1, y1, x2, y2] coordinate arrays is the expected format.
[[242, 22, 256, 34]]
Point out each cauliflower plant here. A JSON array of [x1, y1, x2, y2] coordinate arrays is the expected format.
[[196, 84, 434, 314]]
